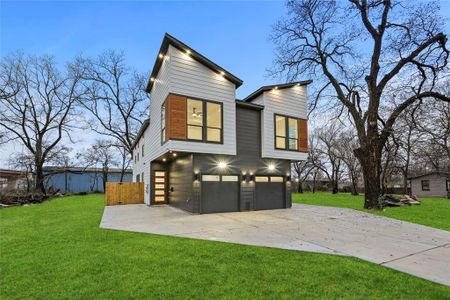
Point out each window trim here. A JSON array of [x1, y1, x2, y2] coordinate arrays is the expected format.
[[186, 98, 223, 144], [274, 113, 301, 152], [421, 180, 430, 191]]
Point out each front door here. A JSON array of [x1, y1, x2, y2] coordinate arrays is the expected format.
[[152, 170, 167, 204]]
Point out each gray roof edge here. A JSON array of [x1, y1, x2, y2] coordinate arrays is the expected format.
[[243, 80, 313, 102], [146, 33, 243, 93]]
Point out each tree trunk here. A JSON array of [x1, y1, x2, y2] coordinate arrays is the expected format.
[[360, 159, 383, 209], [351, 175, 359, 196], [297, 181, 303, 193], [332, 180, 338, 194], [34, 165, 45, 194]]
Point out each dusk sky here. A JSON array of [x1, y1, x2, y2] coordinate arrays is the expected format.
[[1, 1, 450, 167]]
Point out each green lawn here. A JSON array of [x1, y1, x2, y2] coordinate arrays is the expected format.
[[293, 192, 450, 231], [1, 195, 450, 299]]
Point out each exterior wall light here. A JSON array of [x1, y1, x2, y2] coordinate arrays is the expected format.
[[193, 172, 200, 181], [268, 164, 275, 171], [162, 158, 167, 162], [218, 161, 227, 169]]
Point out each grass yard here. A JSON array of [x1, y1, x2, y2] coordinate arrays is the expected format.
[[293, 192, 450, 231], [1, 195, 450, 299]]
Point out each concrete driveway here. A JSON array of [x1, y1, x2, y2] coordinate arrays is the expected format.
[[100, 203, 450, 286]]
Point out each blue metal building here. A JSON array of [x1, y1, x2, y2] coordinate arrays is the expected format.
[[44, 167, 132, 193]]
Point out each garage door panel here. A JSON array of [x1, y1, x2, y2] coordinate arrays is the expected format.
[[201, 179, 239, 213], [255, 182, 284, 210]]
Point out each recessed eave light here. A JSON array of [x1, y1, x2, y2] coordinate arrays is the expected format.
[[150, 77, 155, 82], [158, 53, 164, 59]]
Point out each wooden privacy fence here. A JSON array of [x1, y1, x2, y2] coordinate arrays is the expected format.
[[105, 182, 144, 206]]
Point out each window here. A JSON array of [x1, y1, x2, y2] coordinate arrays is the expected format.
[[421, 180, 430, 191], [136, 174, 140, 182], [270, 176, 284, 182], [275, 115, 286, 149], [222, 175, 238, 182], [446, 180, 450, 191], [255, 176, 269, 182], [206, 102, 222, 142], [142, 145, 145, 157], [187, 99, 222, 143], [275, 114, 300, 151], [288, 118, 298, 150], [202, 175, 220, 181], [187, 99, 203, 140], [141, 172, 144, 182], [161, 103, 166, 143]]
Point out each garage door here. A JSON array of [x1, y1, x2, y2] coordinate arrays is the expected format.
[[201, 175, 239, 213], [255, 176, 285, 210]]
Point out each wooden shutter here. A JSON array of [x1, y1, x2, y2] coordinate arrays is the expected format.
[[298, 119, 308, 152], [166, 94, 187, 140]]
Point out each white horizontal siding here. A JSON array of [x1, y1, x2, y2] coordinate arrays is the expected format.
[[259, 85, 309, 161], [167, 45, 237, 156]]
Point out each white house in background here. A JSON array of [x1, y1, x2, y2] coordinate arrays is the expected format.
[[132, 33, 311, 213]]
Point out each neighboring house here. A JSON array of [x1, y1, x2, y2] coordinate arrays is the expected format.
[[0, 169, 29, 191], [44, 167, 132, 193], [132, 33, 310, 213], [409, 172, 450, 198]]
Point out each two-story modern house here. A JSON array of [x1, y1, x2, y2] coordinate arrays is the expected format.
[[132, 33, 311, 213]]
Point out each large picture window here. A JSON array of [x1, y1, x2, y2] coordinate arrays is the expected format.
[[187, 98, 222, 143], [275, 114, 299, 151]]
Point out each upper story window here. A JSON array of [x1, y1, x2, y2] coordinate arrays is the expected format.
[[142, 144, 145, 157], [161, 103, 166, 143], [421, 180, 430, 191], [446, 180, 449, 191], [187, 98, 222, 143], [275, 114, 299, 151]]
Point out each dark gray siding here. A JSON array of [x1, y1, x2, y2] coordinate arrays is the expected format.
[[167, 154, 194, 212], [192, 106, 292, 212]]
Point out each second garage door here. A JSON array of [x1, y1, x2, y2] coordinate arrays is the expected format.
[[201, 175, 239, 213], [255, 176, 285, 210]]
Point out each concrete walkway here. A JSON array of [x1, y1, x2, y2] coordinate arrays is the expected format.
[[100, 203, 450, 286]]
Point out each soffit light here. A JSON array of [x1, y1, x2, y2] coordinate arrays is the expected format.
[[186, 50, 191, 55], [158, 53, 164, 59], [162, 158, 167, 162], [218, 161, 227, 169], [220, 71, 225, 76], [268, 164, 276, 171], [172, 153, 177, 157], [150, 77, 155, 82]]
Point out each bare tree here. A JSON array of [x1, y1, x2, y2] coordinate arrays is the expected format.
[[0, 54, 83, 193], [81, 139, 119, 191], [336, 130, 362, 195], [271, 0, 449, 209], [316, 124, 344, 194], [74, 51, 148, 157]]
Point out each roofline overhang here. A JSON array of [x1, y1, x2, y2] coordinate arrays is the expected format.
[[131, 118, 150, 150], [146, 33, 243, 93], [243, 80, 313, 102], [235, 100, 264, 110]]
